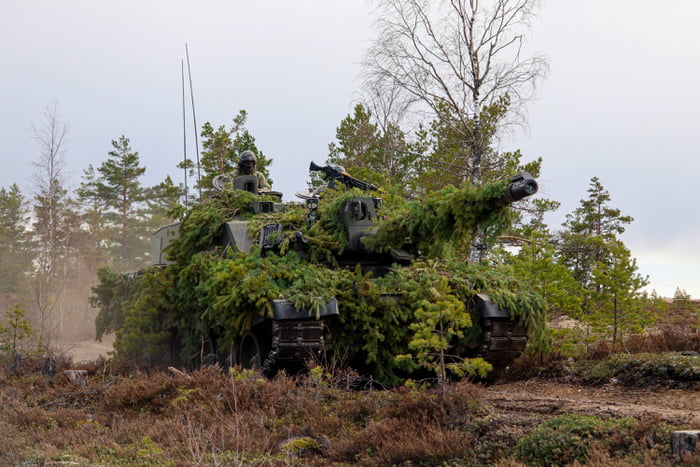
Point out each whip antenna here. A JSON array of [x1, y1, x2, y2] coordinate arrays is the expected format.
[[185, 43, 202, 197], [181, 59, 188, 206]]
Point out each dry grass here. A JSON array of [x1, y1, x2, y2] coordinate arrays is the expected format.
[[0, 362, 491, 465], [623, 325, 700, 355], [0, 354, 695, 466]]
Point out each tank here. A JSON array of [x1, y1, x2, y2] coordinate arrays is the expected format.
[[92, 163, 541, 384]]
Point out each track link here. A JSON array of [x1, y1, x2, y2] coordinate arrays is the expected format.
[[479, 317, 529, 372], [262, 319, 328, 373]]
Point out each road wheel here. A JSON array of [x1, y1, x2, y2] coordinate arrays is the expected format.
[[239, 332, 269, 370]]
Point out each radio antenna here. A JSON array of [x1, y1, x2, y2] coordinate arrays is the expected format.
[[185, 43, 202, 197], [181, 59, 189, 207]]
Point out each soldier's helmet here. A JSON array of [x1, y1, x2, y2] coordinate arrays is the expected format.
[[239, 150, 257, 174]]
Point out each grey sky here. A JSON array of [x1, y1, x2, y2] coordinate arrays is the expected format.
[[1, 1, 698, 298]]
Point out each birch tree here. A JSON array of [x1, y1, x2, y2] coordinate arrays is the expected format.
[[363, 0, 548, 184], [30, 102, 72, 346]]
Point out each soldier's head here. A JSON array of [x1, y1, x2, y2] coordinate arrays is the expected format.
[[238, 150, 257, 175]]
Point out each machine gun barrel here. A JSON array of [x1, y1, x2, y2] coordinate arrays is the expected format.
[[309, 161, 380, 192]]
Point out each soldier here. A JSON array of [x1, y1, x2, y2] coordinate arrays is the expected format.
[[230, 150, 270, 190]]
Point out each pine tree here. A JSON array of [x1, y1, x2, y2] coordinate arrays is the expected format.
[[511, 230, 583, 318], [0, 185, 32, 307], [0, 304, 37, 356], [559, 177, 633, 290], [145, 175, 185, 231], [327, 104, 417, 192], [183, 110, 273, 197], [669, 288, 699, 330], [589, 238, 650, 345], [79, 135, 150, 272], [396, 274, 491, 397], [77, 164, 111, 270]]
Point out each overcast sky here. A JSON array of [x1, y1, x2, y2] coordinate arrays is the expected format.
[[2, 1, 699, 298]]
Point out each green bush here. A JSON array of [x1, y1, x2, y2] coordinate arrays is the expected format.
[[579, 352, 700, 387], [513, 414, 637, 466]]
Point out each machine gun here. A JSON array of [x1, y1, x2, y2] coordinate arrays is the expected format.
[[309, 161, 381, 193]]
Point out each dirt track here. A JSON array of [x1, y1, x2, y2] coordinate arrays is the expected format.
[[486, 380, 700, 427], [58, 333, 115, 363]]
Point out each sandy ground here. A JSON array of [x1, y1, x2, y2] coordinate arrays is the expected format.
[[486, 380, 700, 427], [57, 333, 115, 363]]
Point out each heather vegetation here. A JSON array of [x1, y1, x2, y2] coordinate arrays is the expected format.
[[0, 341, 697, 466]]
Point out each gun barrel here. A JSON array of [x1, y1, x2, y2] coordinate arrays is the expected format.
[[498, 172, 538, 206], [309, 161, 380, 192]]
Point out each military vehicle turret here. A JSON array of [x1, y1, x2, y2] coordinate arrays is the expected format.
[[92, 162, 542, 384]]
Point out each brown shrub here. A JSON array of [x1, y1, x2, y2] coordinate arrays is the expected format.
[[304, 390, 381, 440], [588, 339, 614, 360], [378, 386, 443, 424], [501, 350, 575, 381], [165, 405, 279, 461], [329, 416, 472, 465], [0, 361, 684, 466], [441, 379, 487, 418], [42, 407, 86, 428], [0, 419, 28, 465], [146, 367, 304, 458], [103, 371, 179, 412], [585, 326, 700, 359], [8, 405, 51, 429], [623, 326, 700, 354], [374, 381, 485, 429], [569, 446, 672, 466], [69, 354, 112, 377]]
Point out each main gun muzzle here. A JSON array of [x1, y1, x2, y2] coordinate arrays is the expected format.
[[497, 172, 538, 206]]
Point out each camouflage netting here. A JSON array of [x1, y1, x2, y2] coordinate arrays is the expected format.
[[92, 183, 546, 385]]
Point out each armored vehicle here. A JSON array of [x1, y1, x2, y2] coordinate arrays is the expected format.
[[93, 163, 541, 384]]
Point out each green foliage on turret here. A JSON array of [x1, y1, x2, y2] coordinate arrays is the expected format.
[[166, 190, 258, 265], [363, 179, 514, 257]]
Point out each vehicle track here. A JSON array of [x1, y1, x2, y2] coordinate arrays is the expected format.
[[485, 380, 700, 426]]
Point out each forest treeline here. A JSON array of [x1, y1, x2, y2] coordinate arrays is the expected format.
[[1, 101, 695, 363]]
